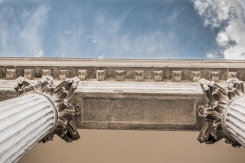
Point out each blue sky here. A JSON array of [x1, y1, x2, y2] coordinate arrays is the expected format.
[[0, 0, 244, 59]]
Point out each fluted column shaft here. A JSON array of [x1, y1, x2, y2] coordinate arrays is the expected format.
[[0, 92, 57, 163], [222, 95, 245, 146]]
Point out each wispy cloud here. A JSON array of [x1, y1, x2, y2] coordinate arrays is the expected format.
[[193, 0, 245, 60], [0, 1, 181, 59], [0, 3, 48, 57], [53, 6, 179, 59], [88, 11, 179, 59]]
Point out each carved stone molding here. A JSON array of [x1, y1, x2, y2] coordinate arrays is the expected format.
[[135, 70, 144, 81], [78, 69, 88, 81], [97, 70, 106, 81], [59, 70, 68, 80], [14, 76, 80, 143], [115, 70, 126, 81], [228, 72, 237, 78], [197, 78, 245, 147], [210, 71, 219, 82], [154, 71, 163, 82], [42, 69, 51, 77], [172, 71, 182, 82], [24, 69, 34, 80], [1, 58, 245, 82], [190, 71, 201, 82], [6, 69, 17, 80]]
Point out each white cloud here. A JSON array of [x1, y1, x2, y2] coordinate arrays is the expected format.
[[0, 4, 48, 57], [193, 0, 245, 60], [193, 0, 231, 27], [52, 8, 179, 59], [166, 7, 186, 25], [90, 11, 179, 59], [34, 50, 44, 57], [52, 23, 85, 58], [206, 53, 215, 59]]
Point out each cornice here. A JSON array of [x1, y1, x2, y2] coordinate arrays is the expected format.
[[0, 58, 244, 83]]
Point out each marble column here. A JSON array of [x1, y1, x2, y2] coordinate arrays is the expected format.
[[0, 76, 80, 163], [197, 78, 245, 147], [222, 95, 245, 147]]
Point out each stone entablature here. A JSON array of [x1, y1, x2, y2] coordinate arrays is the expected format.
[[0, 80, 204, 131], [0, 58, 245, 82], [1, 58, 245, 133]]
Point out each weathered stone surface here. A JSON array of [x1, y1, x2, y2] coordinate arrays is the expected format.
[[172, 71, 182, 82], [115, 70, 126, 81], [1, 58, 245, 82], [77, 69, 88, 80], [6, 69, 17, 80], [0, 78, 203, 131], [75, 91, 203, 130], [190, 71, 201, 82], [59, 69, 68, 80], [134, 70, 144, 81], [97, 70, 106, 81], [24, 69, 34, 79], [228, 71, 237, 78], [154, 71, 163, 81], [210, 71, 219, 82], [82, 98, 196, 124], [42, 69, 51, 77]]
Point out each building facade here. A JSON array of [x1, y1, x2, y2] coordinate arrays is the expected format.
[[0, 58, 245, 162]]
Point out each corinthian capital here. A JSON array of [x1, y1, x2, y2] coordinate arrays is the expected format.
[[198, 78, 245, 147], [14, 76, 80, 143]]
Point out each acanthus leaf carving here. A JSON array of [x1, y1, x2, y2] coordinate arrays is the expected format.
[[14, 76, 80, 143], [198, 78, 244, 147]]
